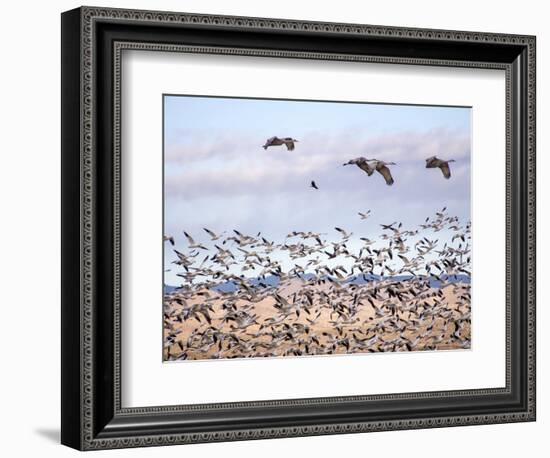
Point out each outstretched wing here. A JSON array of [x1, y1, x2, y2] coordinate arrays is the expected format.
[[263, 136, 277, 148], [439, 162, 451, 179], [203, 227, 217, 238], [285, 140, 295, 151], [357, 161, 374, 176], [183, 231, 196, 245], [377, 165, 394, 185]]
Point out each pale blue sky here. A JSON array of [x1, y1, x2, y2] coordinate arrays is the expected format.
[[165, 95, 470, 144], [164, 95, 471, 285]]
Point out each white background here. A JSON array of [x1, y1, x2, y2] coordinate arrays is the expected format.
[[123, 52, 506, 406], [0, 0, 546, 457]]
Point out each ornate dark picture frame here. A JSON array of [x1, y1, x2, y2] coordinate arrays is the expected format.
[[61, 6, 536, 451]]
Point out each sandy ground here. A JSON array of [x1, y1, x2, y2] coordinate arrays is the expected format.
[[163, 279, 471, 361]]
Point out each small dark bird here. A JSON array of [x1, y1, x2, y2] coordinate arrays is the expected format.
[[263, 136, 299, 151], [310, 180, 319, 190], [425, 156, 456, 179]]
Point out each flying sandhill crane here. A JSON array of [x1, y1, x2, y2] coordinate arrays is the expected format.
[[343, 157, 395, 185], [262, 136, 299, 151], [425, 156, 456, 179], [343, 157, 374, 176], [366, 159, 396, 186]]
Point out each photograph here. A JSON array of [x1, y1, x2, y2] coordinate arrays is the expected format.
[[162, 95, 472, 361]]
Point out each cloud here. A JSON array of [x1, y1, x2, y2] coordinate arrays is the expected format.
[[165, 127, 470, 201], [164, 131, 244, 164], [357, 128, 470, 163]]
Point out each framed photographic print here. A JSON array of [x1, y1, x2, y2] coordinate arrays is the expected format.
[[61, 6, 536, 450]]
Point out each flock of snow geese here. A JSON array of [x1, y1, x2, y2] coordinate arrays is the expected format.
[[164, 136, 471, 361]]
